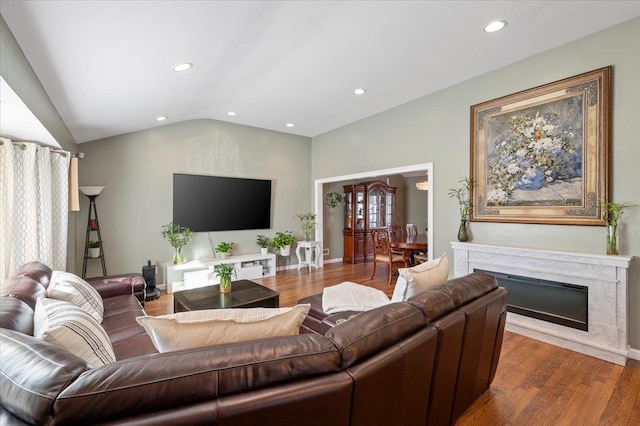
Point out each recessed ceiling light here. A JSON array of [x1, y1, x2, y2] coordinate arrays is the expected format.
[[286, 123, 295, 128], [172, 63, 193, 72], [354, 88, 366, 95], [227, 111, 237, 116], [484, 20, 507, 33], [155, 116, 168, 122]]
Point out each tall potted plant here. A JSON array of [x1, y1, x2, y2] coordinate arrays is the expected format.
[[295, 212, 317, 241], [270, 231, 296, 256], [214, 263, 236, 293], [448, 177, 474, 242], [161, 222, 193, 264], [598, 200, 636, 255]]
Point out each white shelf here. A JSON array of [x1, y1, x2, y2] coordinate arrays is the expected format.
[[164, 253, 276, 294]]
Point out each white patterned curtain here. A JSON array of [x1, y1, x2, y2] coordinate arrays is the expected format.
[[0, 137, 70, 280]]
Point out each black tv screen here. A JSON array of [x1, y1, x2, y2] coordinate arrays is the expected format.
[[173, 174, 272, 232]]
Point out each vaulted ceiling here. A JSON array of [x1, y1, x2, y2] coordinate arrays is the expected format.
[[2, 1, 639, 144]]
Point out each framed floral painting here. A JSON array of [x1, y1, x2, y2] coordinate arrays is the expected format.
[[470, 66, 611, 225]]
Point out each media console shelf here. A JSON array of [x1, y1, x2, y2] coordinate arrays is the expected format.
[[164, 253, 276, 294]]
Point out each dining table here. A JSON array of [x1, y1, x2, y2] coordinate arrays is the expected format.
[[390, 234, 428, 265]]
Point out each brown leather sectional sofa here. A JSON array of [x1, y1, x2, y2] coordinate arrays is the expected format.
[[1, 262, 506, 425]]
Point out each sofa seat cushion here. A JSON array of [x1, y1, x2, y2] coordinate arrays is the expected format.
[[136, 304, 311, 352], [34, 298, 116, 367], [102, 309, 150, 343], [102, 294, 144, 318], [111, 332, 158, 359], [48, 271, 104, 322]]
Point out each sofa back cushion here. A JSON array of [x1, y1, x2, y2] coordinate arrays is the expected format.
[[0, 328, 88, 425], [408, 290, 455, 323], [0, 296, 33, 335], [439, 271, 498, 307], [53, 334, 342, 424], [326, 302, 426, 369]]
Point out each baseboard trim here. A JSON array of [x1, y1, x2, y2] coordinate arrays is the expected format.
[[629, 347, 640, 361], [323, 257, 343, 264]]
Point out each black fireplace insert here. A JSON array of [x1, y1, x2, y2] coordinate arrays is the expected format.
[[477, 270, 588, 331]]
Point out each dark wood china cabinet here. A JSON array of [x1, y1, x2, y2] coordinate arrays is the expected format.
[[343, 181, 396, 263]]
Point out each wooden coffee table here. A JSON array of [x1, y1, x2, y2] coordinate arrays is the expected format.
[[173, 280, 279, 313]]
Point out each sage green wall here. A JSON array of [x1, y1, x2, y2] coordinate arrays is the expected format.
[[312, 18, 640, 349], [1, 14, 79, 272], [78, 119, 311, 281]]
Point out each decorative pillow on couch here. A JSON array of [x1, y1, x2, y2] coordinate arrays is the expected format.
[[34, 298, 116, 367], [136, 304, 311, 353], [391, 253, 449, 302], [48, 271, 104, 323]]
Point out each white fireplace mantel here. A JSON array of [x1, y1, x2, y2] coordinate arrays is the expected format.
[[452, 242, 633, 365]]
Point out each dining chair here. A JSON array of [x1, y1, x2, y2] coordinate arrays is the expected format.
[[406, 223, 418, 236], [370, 228, 409, 285]]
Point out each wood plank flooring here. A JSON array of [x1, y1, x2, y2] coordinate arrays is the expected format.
[[146, 261, 640, 425]]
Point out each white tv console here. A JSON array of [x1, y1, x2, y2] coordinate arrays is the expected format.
[[164, 253, 276, 294]]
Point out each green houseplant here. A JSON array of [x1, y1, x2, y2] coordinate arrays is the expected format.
[[214, 263, 236, 293], [448, 177, 474, 242], [270, 231, 296, 256], [88, 240, 101, 258], [215, 242, 234, 259], [161, 222, 193, 264], [256, 235, 270, 254], [325, 191, 345, 208], [598, 200, 637, 255], [295, 212, 317, 241]]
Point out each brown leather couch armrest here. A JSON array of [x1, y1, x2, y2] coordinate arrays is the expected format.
[[85, 274, 146, 303]]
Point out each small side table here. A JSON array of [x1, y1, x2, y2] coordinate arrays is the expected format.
[[296, 241, 321, 272]]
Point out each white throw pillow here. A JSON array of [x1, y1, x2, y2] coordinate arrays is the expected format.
[[136, 304, 311, 353], [34, 298, 116, 367], [391, 253, 449, 302], [48, 271, 104, 323]]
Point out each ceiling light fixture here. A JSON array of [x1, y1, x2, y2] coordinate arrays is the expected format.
[[227, 111, 237, 116], [415, 181, 429, 191], [172, 63, 193, 72], [354, 88, 366, 95], [286, 123, 295, 128], [484, 20, 507, 33], [155, 116, 168, 122]]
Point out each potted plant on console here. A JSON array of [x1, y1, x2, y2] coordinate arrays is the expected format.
[[88, 240, 101, 258], [215, 242, 234, 259], [214, 263, 236, 293], [256, 235, 270, 255], [161, 222, 193, 264], [270, 231, 296, 256]]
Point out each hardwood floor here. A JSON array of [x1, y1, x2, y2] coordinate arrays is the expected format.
[[146, 261, 640, 425]]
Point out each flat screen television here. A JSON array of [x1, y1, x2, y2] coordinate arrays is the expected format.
[[173, 173, 272, 232]]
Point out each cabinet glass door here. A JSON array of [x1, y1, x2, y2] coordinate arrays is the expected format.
[[345, 192, 353, 229], [356, 191, 365, 229]]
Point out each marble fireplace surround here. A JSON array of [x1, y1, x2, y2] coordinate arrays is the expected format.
[[452, 242, 632, 365]]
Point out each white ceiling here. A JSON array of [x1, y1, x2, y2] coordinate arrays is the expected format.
[[1, 1, 639, 144]]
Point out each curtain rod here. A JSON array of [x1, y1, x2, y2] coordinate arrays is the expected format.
[[0, 139, 81, 158]]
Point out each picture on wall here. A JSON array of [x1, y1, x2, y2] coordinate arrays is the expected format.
[[470, 66, 611, 225]]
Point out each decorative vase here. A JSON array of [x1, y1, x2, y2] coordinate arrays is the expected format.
[[280, 245, 291, 256], [220, 277, 232, 293], [457, 220, 470, 242], [173, 246, 184, 264], [219, 252, 229, 260], [606, 224, 618, 255], [260, 247, 268, 255]]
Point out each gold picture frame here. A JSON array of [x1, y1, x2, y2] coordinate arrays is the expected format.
[[470, 66, 611, 225]]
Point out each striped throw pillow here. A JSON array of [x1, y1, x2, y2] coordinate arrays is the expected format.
[[48, 271, 104, 323]]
